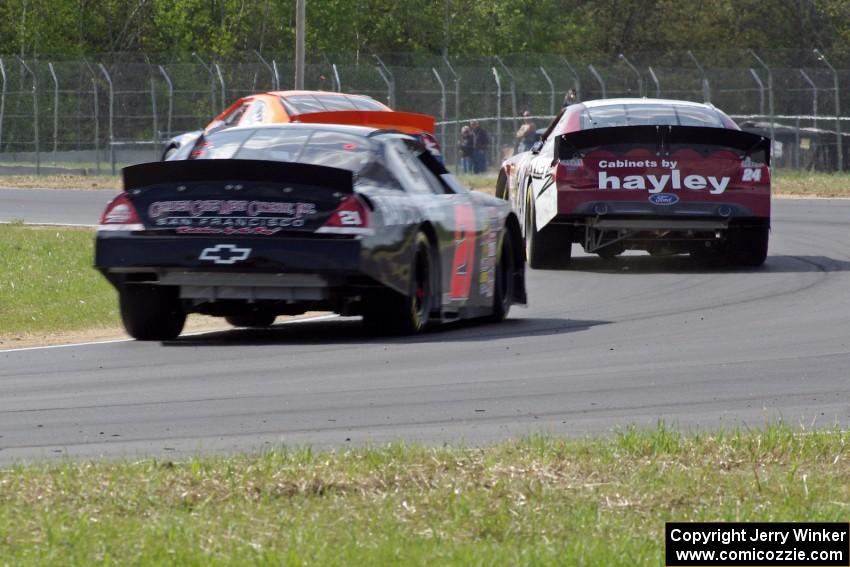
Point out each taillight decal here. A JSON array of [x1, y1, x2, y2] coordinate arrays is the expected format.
[[316, 195, 373, 235], [98, 194, 143, 231], [449, 203, 476, 300]]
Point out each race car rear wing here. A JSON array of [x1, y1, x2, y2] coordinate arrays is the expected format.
[[122, 159, 354, 193], [291, 110, 436, 134], [556, 125, 771, 165]]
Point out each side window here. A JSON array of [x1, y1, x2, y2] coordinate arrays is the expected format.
[[384, 141, 441, 195], [222, 103, 250, 127], [240, 101, 267, 126]]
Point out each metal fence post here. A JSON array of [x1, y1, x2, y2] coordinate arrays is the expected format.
[[648, 66, 661, 98], [214, 64, 226, 111], [431, 67, 446, 150], [495, 56, 517, 133], [16, 57, 39, 174], [47, 62, 59, 164], [332, 63, 341, 92], [443, 56, 460, 173], [588, 64, 606, 99], [192, 52, 216, 116], [158, 65, 174, 140], [0, 58, 7, 150], [97, 63, 115, 174], [561, 57, 581, 101], [799, 69, 818, 131], [144, 56, 158, 158], [750, 50, 775, 164], [272, 60, 282, 90], [687, 50, 711, 103], [619, 54, 643, 97], [492, 66, 502, 167], [539, 66, 555, 115], [749, 68, 765, 115], [83, 59, 100, 173], [254, 50, 277, 90], [814, 49, 841, 172], [374, 55, 395, 108]]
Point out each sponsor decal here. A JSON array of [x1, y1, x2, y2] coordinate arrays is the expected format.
[[156, 216, 303, 231], [595, 159, 730, 195], [148, 200, 316, 219], [198, 244, 252, 265], [649, 193, 680, 205], [478, 212, 500, 299], [598, 170, 729, 195]]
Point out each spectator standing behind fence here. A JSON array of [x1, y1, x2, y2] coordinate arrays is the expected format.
[[459, 125, 474, 174], [515, 110, 537, 153], [562, 89, 578, 108], [470, 120, 490, 174]]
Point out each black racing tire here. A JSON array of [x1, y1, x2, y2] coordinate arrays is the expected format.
[[525, 190, 571, 269], [161, 145, 178, 161], [727, 225, 769, 267], [363, 231, 435, 335], [225, 312, 277, 328], [488, 229, 515, 322], [119, 284, 186, 341]]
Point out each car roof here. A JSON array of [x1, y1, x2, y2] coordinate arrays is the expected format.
[[581, 97, 716, 110]]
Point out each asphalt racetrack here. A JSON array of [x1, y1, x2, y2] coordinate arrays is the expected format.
[[1, 192, 849, 465]]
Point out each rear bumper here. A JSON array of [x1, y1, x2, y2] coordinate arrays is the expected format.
[[95, 233, 362, 274], [95, 234, 371, 302]]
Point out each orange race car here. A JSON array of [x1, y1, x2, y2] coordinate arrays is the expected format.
[[163, 90, 442, 161]]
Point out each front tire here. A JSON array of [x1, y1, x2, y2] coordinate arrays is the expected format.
[[363, 231, 435, 335], [119, 284, 186, 341]]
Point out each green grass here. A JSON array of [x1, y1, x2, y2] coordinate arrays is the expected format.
[[0, 424, 847, 565], [0, 224, 117, 337], [771, 169, 850, 197]]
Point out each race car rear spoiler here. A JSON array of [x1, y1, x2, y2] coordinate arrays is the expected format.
[[292, 110, 436, 134], [556, 125, 771, 165], [122, 159, 354, 193]]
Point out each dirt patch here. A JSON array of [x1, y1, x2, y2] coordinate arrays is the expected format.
[[0, 312, 332, 350], [0, 174, 120, 191]]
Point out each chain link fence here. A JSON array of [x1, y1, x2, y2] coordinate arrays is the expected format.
[[0, 49, 848, 174]]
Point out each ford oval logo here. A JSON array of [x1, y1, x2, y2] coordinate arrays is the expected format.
[[649, 193, 679, 205]]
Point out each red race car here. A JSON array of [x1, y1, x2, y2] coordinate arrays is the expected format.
[[497, 98, 771, 268], [163, 90, 442, 162]]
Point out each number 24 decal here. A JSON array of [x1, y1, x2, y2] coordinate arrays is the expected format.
[[449, 204, 476, 300], [742, 168, 762, 182]]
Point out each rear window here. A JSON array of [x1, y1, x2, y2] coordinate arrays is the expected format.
[[189, 127, 375, 172], [581, 104, 725, 129], [281, 94, 386, 114]]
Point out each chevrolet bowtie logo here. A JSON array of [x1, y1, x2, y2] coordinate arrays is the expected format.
[[198, 244, 252, 265]]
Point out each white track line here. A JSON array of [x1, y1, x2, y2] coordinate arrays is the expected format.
[[0, 314, 340, 353]]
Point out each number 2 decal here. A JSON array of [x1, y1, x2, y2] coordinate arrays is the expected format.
[[449, 204, 477, 300]]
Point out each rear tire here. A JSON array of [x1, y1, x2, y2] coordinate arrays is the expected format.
[[119, 284, 186, 341], [726, 225, 769, 267], [225, 312, 277, 328], [525, 191, 571, 269], [489, 230, 515, 322], [363, 231, 435, 335]]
